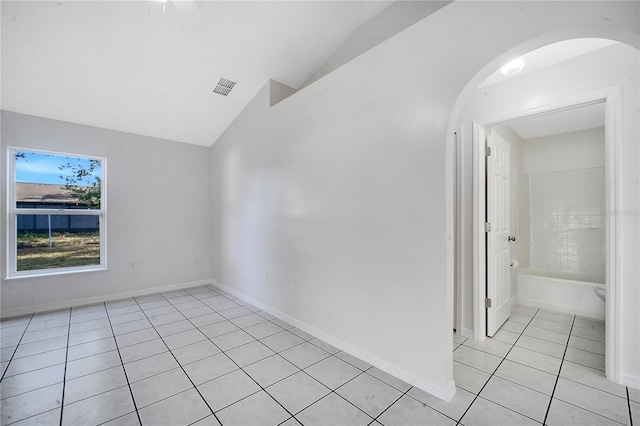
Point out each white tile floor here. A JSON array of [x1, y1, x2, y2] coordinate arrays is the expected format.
[[451, 304, 638, 426], [0, 287, 638, 426]]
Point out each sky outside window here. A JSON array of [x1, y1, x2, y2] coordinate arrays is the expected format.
[[15, 151, 101, 186]]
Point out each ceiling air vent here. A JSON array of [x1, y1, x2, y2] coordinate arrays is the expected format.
[[213, 78, 237, 97]]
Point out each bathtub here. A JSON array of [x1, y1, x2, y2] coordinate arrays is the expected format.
[[515, 271, 605, 320]]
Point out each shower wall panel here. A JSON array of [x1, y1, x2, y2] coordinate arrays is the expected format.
[[528, 167, 605, 282]]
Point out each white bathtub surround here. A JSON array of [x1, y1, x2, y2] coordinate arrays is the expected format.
[[528, 167, 606, 284], [516, 272, 605, 320], [511, 128, 607, 319]]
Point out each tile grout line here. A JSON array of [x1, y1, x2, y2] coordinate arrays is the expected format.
[[564, 343, 607, 357], [455, 307, 541, 425], [259, 353, 385, 425], [209, 287, 429, 425], [288, 368, 363, 422], [477, 333, 611, 398], [160, 289, 363, 426], [104, 302, 143, 426], [563, 329, 606, 344], [164, 289, 312, 425], [506, 332, 604, 368], [200, 336, 352, 419], [95, 293, 300, 388], [136, 292, 224, 425], [58, 309, 72, 426], [462, 316, 592, 382], [184, 288, 312, 423], [1, 360, 68, 382], [0, 313, 34, 383], [147, 291, 263, 334], [369, 385, 414, 425], [627, 387, 634, 426], [289, 364, 385, 424], [541, 315, 628, 425], [541, 387, 630, 426], [542, 314, 576, 425], [65, 336, 117, 363]]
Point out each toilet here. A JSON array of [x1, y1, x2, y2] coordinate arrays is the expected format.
[[594, 284, 606, 302]]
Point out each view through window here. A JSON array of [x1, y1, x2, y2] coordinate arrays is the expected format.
[[9, 148, 106, 276]]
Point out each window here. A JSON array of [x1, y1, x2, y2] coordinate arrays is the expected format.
[[7, 148, 106, 277]]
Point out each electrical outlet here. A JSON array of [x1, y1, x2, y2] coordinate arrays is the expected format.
[[129, 261, 137, 270], [196, 256, 202, 264]]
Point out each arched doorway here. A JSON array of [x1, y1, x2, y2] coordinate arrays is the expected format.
[[447, 34, 639, 385]]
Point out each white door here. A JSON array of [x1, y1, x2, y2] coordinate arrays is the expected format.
[[486, 130, 512, 336]]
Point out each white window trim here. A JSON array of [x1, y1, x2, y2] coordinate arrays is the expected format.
[[6, 147, 107, 279]]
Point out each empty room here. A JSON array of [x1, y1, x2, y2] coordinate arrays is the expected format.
[[1, 1, 638, 425]]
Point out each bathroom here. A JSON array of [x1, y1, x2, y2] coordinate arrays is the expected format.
[[493, 102, 607, 321]]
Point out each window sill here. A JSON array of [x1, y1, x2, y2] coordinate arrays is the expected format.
[[5, 266, 108, 281]]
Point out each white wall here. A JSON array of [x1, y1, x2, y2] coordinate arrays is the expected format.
[[524, 127, 605, 174], [457, 42, 639, 386], [1, 111, 214, 317], [210, 1, 638, 398]]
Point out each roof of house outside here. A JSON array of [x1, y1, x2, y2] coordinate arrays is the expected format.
[[16, 183, 77, 204]]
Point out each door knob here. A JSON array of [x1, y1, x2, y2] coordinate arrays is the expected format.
[[508, 236, 516, 242]]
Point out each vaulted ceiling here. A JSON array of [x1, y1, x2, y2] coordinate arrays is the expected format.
[[1, 1, 393, 146]]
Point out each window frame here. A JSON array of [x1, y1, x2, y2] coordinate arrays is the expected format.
[[6, 147, 107, 278]]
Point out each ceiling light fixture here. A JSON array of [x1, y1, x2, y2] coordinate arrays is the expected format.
[[500, 57, 526, 76]]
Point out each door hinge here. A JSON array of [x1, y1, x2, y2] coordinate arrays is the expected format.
[[485, 298, 492, 308], [485, 146, 492, 157], [484, 222, 491, 232]]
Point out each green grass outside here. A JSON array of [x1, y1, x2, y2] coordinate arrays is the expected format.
[[17, 231, 100, 271]]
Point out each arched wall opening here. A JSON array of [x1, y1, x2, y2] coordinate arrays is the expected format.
[[445, 30, 639, 386]]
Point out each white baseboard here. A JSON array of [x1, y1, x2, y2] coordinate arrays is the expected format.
[[211, 279, 456, 402], [0, 279, 214, 319], [457, 327, 474, 339]]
